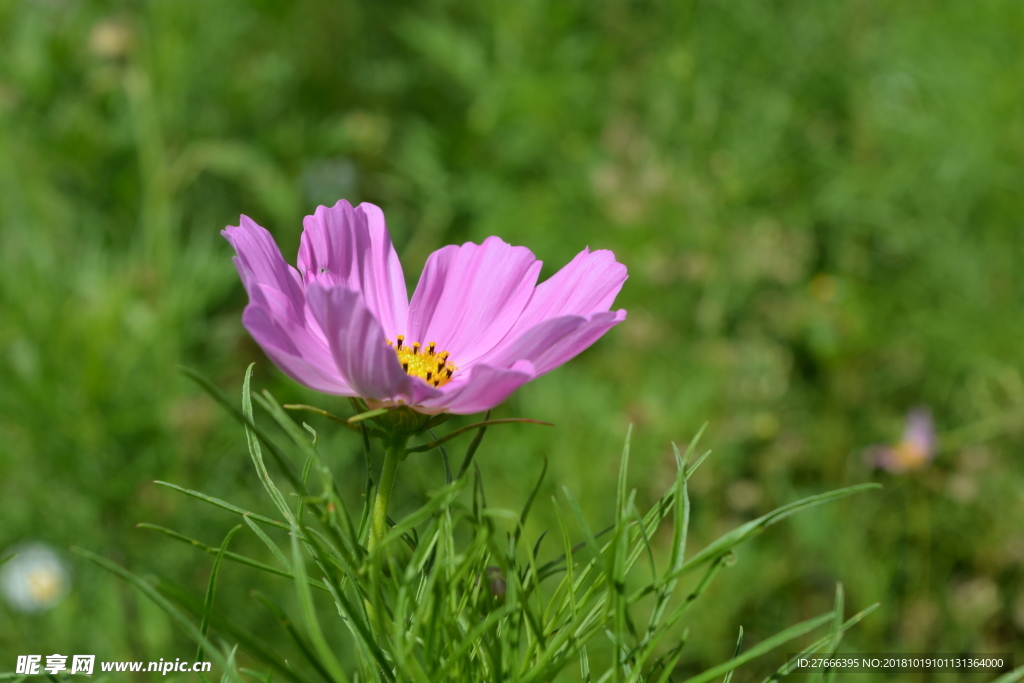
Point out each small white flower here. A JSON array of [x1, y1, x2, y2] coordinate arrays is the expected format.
[[0, 542, 71, 613]]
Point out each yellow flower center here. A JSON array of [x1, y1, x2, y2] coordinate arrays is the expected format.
[[386, 335, 457, 387], [27, 569, 61, 603], [893, 440, 929, 471]]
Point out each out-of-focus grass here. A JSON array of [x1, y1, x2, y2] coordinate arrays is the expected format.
[[1, 0, 1023, 677]]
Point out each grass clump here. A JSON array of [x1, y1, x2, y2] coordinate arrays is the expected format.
[[73, 368, 879, 683]]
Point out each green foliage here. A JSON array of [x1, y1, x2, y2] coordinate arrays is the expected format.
[[74, 372, 878, 682]]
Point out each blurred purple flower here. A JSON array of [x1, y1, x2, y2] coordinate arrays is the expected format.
[[867, 408, 937, 473], [223, 200, 627, 415]]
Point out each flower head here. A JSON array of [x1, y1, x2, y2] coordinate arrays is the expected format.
[[223, 200, 627, 415], [867, 407, 937, 473], [0, 542, 71, 613]]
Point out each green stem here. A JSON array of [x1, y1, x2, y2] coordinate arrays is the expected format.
[[368, 435, 408, 553]]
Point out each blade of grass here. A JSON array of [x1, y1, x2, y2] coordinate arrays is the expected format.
[[646, 442, 691, 638], [283, 403, 375, 434], [252, 591, 336, 683], [457, 409, 491, 478], [136, 523, 327, 590], [154, 481, 289, 529], [656, 484, 881, 589], [180, 365, 304, 493], [652, 636, 688, 683], [197, 524, 243, 663], [562, 487, 604, 573], [817, 583, 845, 683], [242, 365, 296, 525], [154, 577, 306, 683], [759, 603, 880, 683], [244, 515, 292, 572], [992, 666, 1024, 683], [678, 612, 835, 683], [426, 428, 453, 484], [289, 521, 351, 683], [514, 456, 548, 549], [72, 547, 244, 683], [405, 418, 553, 455], [349, 407, 390, 423], [721, 626, 744, 683]]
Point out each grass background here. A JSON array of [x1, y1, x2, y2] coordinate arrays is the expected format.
[[1, 0, 1023, 679]]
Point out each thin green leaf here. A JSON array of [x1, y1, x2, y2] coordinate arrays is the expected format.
[[253, 390, 362, 569], [552, 497, 578, 625], [616, 425, 632, 525], [659, 484, 881, 588], [241, 365, 297, 525], [721, 626, 744, 683], [197, 524, 243, 663], [289, 522, 350, 683], [283, 403, 374, 434], [348, 407, 390, 423], [678, 612, 835, 683], [179, 366, 305, 493], [380, 479, 468, 547], [136, 523, 327, 590], [358, 418, 374, 545], [426, 428, 452, 484], [244, 515, 292, 572], [759, 603, 880, 683], [154, 481, 289, 529], [562, 487, 604, 571], [991, 666, 1024, 683], [818, 583, 845, 683], [252, 591, 336, 683], [405, 418, 553, 454], [220, 645, 240, 683], [457, 409, 491, 479], [72, 547, 244, 683], [652, 634, 688, 683], [646, 442, 691, 639], [514, 456, 548, 548], [154, 578, 305, 683], [685, 448, 712, 478]]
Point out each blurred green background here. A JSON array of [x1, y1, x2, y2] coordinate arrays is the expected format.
[[2, 0, 1023, 679]]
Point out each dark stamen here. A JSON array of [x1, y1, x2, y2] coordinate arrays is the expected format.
[[402, 362, 409, 372]]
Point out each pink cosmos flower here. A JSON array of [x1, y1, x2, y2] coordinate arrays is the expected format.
[[867, 407, 937, 473], [223, 200, 627, 415]]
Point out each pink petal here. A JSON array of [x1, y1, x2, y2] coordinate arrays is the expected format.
[[408, 236, 542, 364], [511, 247, 627, 335], [306, 284, 441, 405], [225, 217, 350, 391], [242, 305, 354, 395], [483, 310, 627, 376], [903, 408, 936, 455], [223, 217, 306, 321], [418, 360, 537, 415], [298, 201, 409, 340]]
